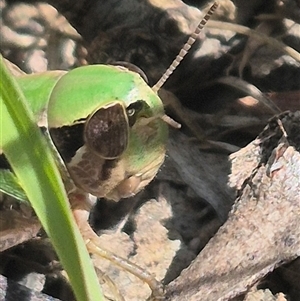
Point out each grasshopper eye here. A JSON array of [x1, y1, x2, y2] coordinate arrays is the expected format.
[[126, 100, 145, 127], [84, 102, 129, 159], [127, 108, 135, 117]]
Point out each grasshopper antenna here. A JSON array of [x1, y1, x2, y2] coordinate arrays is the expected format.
[[152, 2, 218, 93], [154, 2, 218, 129]]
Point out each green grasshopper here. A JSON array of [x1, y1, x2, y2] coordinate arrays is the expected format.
[[0, 2, 218, 299], [6, 63, 170, 200]]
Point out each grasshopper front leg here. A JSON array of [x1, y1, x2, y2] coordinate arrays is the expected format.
[[69, 191, 165, 300]]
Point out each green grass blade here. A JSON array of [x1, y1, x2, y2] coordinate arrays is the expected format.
[[0, 169, 28, 202], [0, 55, 104, 301]]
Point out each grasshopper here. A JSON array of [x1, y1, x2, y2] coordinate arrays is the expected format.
[[0, 2, 218, 299]]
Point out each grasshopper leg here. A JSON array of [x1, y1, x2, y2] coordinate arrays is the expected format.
[[70, 191, 165, 300]]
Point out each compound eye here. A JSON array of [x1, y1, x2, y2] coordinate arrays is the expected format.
[[127, 108, 135, 117], [84, 102, 129, 159], [126, 100, 145, 127]]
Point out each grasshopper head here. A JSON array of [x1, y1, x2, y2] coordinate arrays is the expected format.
[[49, 65, 168, 201]]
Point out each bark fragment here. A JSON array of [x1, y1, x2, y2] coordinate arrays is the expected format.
[[166, 112, 300, 301]]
